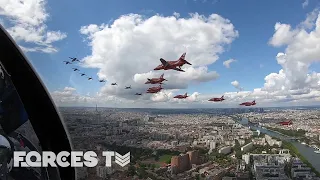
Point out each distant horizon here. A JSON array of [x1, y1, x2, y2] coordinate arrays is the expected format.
[[57, 104, 320, 109]]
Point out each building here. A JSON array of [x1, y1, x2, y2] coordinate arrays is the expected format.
[[171, 141, 178, 147], [187, 151, 200, 165], [236, 172, 250, 180], [253, 130, 260, 136], [241, 118, 249, 125], [205, 169, 226, 179], [241, 142, 253, 152], [171, 154, 191, 174], [242, 154, 250, 165], [251, 154, 291, 180], [219, 146, 232, 154], [291, 159, 320, 179], [210, 141, 216, 150]]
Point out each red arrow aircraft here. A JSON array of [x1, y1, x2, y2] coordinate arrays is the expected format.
[[145, 73, 167, 84], [174, 92, 188, 99], [239, 100, 256, 106], [208, 95, 225, 102], [146, 84, 163, 93], [154, 52, 192, 72]]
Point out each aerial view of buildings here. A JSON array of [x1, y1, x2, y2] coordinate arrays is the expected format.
[[59, 107, 320, 180]]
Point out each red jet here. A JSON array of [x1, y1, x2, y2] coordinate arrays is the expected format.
[[208, 95, 225, 102], [154, 52, 192, 72], [145, 73, 167, 84], [239, 100, 256, 106], [174, 93, 188, 99], [146, 84, 163, 93], [279, 120, 292, 125]]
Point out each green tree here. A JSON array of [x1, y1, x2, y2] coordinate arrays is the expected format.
[[235, 150, 242, 159], [234, 139, 240, 150], [154, 155, 160, 161], [127, 165, 136, 176], [165, 158, 171, 164], [137, 167, 147, 179]]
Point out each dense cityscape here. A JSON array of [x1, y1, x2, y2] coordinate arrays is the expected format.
[[59, 106, 320, 180]]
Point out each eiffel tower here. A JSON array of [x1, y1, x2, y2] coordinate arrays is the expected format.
[[95, 104, 101, 122]]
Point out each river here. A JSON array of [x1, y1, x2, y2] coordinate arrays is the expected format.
[[240, 118, 320, 172]]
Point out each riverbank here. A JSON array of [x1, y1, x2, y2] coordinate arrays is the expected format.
[[283, 141, 320, 176], [237, 117, 320, 174], [265, 126, 306, 138]]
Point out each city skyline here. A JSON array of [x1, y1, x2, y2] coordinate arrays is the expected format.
[[1, 0, 320, 108]]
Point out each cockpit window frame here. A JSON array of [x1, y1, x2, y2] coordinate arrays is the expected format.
[[0, 25, 76, 180]]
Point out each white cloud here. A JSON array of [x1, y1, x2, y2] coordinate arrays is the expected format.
[[302, 0, 309, 8], [0, 0, 67, 53], [173, 12, 180, 18], [79, 12, 238, 102], [231, 80, 243, 91], [51, 86, 129, 107], [253, 8, 320, 105], [266, 9, 320, 92], [300, 8, 319, 29], [195, 9, 320, 107], [223, 59, 236, 68]]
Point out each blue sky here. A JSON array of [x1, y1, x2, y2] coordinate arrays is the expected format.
[[1, 0, 320, 107], [27, 0, 310, 93]]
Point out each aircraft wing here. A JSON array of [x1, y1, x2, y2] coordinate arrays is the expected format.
[[160, 58, 169, 67], [174, 68, 185, 72]]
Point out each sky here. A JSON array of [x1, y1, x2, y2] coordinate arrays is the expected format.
[[0, 0, 320, 108]]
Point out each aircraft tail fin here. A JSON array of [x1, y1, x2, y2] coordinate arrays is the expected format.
[[184, 92, 187, 96], [160, 73, 164, 79], [179, 52, 186, 60]]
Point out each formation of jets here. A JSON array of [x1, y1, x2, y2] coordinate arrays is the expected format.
[[142, 53, 193, 95], [207, 95, 256, 106], [63, 57, 107, 83], [63, 53, 256, 106]]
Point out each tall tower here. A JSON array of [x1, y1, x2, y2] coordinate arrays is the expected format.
[[95, 104, 101, 123]]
